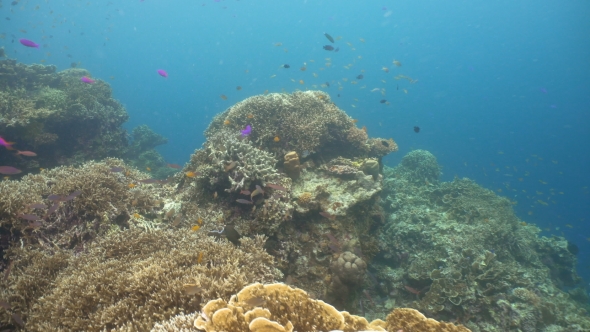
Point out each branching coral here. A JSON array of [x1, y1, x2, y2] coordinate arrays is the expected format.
[[1, 228, 281, 331]]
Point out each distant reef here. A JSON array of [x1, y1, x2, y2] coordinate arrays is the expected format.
[[0, 59, 173, 178], [0, 63, 588, 331]]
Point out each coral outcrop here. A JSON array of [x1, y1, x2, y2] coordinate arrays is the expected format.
[[0, 59, 169, 175], [368, 150, 590, 331]]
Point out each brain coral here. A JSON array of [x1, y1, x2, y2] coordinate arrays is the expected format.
[[0, 228, 281, 331]]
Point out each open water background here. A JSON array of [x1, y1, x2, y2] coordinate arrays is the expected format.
[[2, 0, 589, 290]]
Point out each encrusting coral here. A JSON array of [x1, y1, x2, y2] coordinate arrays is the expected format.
[[152, 282, 470, 332], [0, 228, 281, 331]]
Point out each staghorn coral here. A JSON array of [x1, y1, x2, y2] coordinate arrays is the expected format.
[[0, 158, 168, 255], [1, 228, 281, 331]]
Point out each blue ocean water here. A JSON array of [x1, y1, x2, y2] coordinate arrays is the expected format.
[[2, 0, 589, 285]]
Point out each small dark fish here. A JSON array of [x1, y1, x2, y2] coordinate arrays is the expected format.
[[208, 225, 242, 246], [414, 126, 420, 133], [18, 214, 40, 221], [11, 313, 24, 328], [324, 32, 335, 43], [70, 62, 77, 68], [28, 203, 46, 209], [319, 211, 336, 220], [323, 45, 334, 51], [337, 94, 340, 97], [6, 17, 11, 20], [167, 163, 182, 169], [356, 74, 364, 80], [64, 190, 82, 200], [325, 82, 330, 87], [245, 296, 266, 307], [28, 220, 43, 229], [67, 54, 72, 58], [47, 194, 64, 201], [0, 300, 10, 310], [266, 183, 287, 191], [11, 1, 18, 5], [109, 166, 124, 172], [0, 166, 21, 175], [46, 202, 59, 215], [334, 47, 339, 52], [236, 199, 253, 205], [139, 179, 160, 184], [283, 64, 290, 68], [380, 99, 387, 104]]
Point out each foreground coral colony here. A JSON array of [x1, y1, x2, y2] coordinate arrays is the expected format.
[[0, 60, 588, 332]]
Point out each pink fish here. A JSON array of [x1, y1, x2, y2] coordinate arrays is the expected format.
[[0, 166, 21, 175], [0, 136, 15, 150], [81, 76, 95, 84], [16, 150, 36, 157], [157, 69, 168, 78], [19, 38, 39, 48]]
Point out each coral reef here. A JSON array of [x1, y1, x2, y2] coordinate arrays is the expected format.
[[0, 59, 171, 177], [153, 283, 469, 332], [0, 228, 281, 331], [367, 150, 590, 331]]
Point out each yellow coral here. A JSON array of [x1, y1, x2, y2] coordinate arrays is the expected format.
[[192, 283, 470, 332], [298, 192, 312, 205]]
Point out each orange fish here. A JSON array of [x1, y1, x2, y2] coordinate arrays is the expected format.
[[223, 119, 231, 125], [191, 225, 200, 232], [128, 183, 136, 189], [197, 252, 204, 264], [197, 217, 203, 226], [185, 171, 198, 178], [247, 113, 254, 119], [299, 80, 304, 85], [274, 136, 280, 142], [146, 167, 151, 171]]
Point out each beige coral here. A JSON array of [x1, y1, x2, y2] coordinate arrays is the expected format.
[[188, 283, 470, 332], [1, 228, 281, 331]]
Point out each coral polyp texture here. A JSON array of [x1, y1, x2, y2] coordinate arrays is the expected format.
[[204, 91, 398, 159], [153, 282, 470, 332]]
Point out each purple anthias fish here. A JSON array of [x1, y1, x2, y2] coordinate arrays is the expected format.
[[81, 76, 95, 84], [241, 125, 252, 137], [19, 39, 39, 48], [157, 69, 168, 78], [0, 166, 21, 175], [0, 136, 15, 149]]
